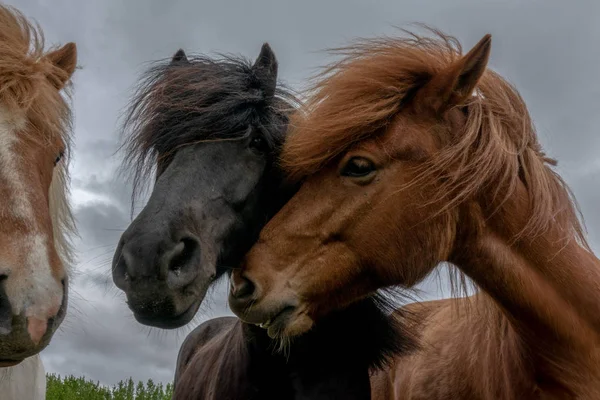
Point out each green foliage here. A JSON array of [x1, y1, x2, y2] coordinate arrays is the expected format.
[[46, 374, 173, 400]]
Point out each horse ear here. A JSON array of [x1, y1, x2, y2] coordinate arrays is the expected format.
[[252, 42, 278, 99], [171, 49, 189, 64], [45, 42, 77, 90], [416, 34, 491, 114]]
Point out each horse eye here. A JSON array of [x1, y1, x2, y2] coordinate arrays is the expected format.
[[54, 151, 64, 166], [249, 135, 269, 153], [341, 157, 376, 178]]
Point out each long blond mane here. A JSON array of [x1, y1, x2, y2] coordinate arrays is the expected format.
[[284, 28, 588, 252], [0, 4, 76, 267]]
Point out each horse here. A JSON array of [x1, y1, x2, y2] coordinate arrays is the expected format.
[[228, 29, 600, 399], [113, 44, 414, 399], [0, 4, 77, 399]]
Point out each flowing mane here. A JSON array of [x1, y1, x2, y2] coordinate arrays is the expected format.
[[284, 28, 587, 248], [120, 53, 300, 206], [0, 4, 75, 267], [232, 29, 600, 399]]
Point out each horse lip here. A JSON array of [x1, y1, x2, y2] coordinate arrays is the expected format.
[[244, 304, 297, 328], [265, 305, 297, 338], [132, 297, 201, 329]]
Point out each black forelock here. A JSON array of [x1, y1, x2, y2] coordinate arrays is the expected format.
[[119, 51, 300, 204]]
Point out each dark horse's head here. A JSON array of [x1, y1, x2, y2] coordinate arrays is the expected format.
[[112, 44, 299, 328]]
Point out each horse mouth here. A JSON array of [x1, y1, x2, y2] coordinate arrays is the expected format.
[[133, 297, 202, 329], [0, 279, 68, 364], [0, 359, 23, 367], [251, 305, 297, 338]]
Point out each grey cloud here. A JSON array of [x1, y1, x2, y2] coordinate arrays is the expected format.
[[74, 202, 127, 252], [77, 272, 112, 288]]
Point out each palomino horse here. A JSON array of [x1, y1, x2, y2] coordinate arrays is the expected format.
[[113, 44, 413, 399], [229, 30, 600, 399], [0, 4, 77, 400]]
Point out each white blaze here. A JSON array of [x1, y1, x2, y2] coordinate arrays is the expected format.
[[0, 107, 62, 331], [0, 109, 33, 223]]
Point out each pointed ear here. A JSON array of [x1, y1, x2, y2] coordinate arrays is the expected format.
[[416, 34, 491, 114], [45, 42, 77, 90], [171, 49, 189, 64], [252, 42, 278, 99]]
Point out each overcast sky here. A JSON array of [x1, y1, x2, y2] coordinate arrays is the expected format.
[[11, 0, 600, 387]]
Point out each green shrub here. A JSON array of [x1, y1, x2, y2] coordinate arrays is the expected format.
[[46, 374, 173, 400]]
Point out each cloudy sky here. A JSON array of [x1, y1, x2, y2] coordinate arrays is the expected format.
[[11, 0, 600, 387]]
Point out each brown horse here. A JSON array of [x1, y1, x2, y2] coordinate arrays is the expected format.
[[228, 29, 600, 399], [0, 3, 77, 371]]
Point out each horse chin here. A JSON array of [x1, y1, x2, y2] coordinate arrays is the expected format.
[[132, 296, 203, 329], [0, 316, 58, 362], [266, 308, 314, 339], [127, 274, 215, 329], [234, 297, 315, 339]]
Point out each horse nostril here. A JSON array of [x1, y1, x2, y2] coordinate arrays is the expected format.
[[112, 240, 132, 290], [231, 275, 256, 300], [168, 238, 198, 273], [166, 237, 201, 288], [112, 233, 201, 289]]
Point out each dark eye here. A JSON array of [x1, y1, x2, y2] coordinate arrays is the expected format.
[[54, 151, 64, 166], [249, 135, 269, 153], [341, 157, 376, 178]]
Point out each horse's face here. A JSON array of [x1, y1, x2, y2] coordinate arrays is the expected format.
[[0, 40, 77, 364], [114, 137, 280, 328], [228, 35, 492, 338], [229, 115, 457, 338], [112, 44, 294, 328]]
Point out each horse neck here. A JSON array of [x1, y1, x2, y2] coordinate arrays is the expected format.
[[242, 297, 409, 399], [451, 187, 600, 370]]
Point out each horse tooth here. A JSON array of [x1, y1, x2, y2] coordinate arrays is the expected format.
[[258, 319, 271, 329]]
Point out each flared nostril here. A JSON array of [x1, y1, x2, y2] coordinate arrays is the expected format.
[[231, 275, 256, 300]]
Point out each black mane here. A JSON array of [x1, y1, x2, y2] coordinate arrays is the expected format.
[[120, 49, 300, 205]]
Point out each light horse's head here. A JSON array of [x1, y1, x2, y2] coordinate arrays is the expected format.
[[0, 6, 77, 365], [229, 30, 584, 339]]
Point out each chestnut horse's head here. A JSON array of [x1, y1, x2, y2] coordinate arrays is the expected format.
[[229, 30, 581, 339], [112, 44, 299, 328], [0, 6, 77, 364]]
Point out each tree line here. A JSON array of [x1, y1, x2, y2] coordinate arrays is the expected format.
[[46, 374, 173, 400]]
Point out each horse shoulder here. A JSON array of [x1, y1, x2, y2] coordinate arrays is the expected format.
[[174, 316, 238, 386], [379, 295, 533, 400]]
